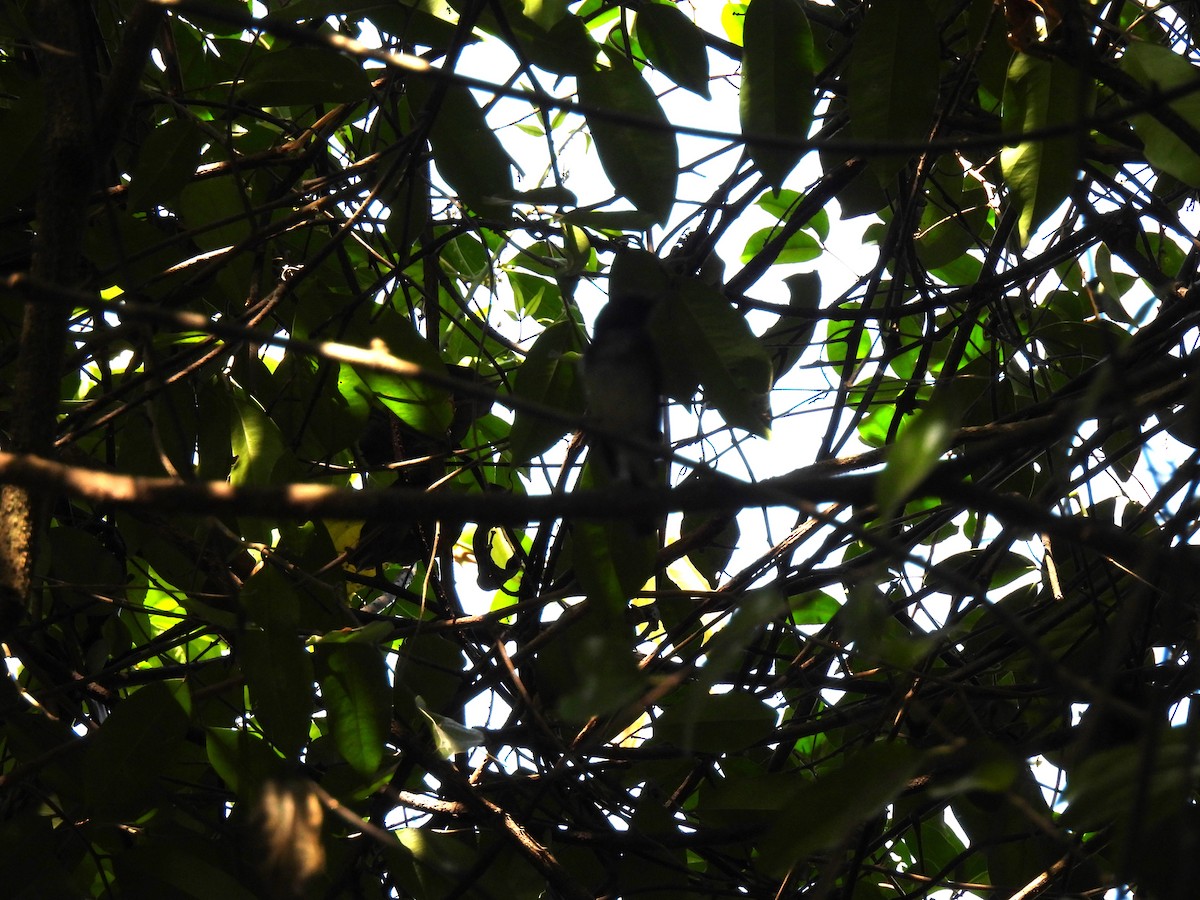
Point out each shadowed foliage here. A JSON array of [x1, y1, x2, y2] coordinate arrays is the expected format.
[[4, 1, 1200, 897]]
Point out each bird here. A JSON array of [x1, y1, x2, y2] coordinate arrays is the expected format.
[[582, 292, 662, 488]]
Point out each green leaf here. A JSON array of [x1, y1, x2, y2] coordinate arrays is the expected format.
[[521, 0, 567, 30], [1092, 245, 1137, 323], [241, 626, 314, 758], [553, 625, 646, 725], [650, 278, 773, 435], [740, 0, 816, 190], [508, 185, 579, 207], [85, 682, 190, 821], [508, 320, 585, 464], [571, 471, 656, 605], [609, 246, 672, 300], [230, 390, 287, 487], [393, 633, 466, 721], [758, 742, 925, 875], [759, 272, 821, 383], [927, 549, 1036, 592], [272, 354, 369, 459], [241, 568, 315, 756], [393, 827, 485, 897], [679, 471, 740, 583], [578, 56, 679, 222], [847, 0, 939, 171], [654, 690, 777, 753], [740, 226, 821, 264], [722, 1, 748, 45], [755, 188, 830, 239], [410, 80, 516, 216], [1121, 42, 1200, 187], [350, 316, 453, 438], [128, 118, 206, 212], [916, 161, 991, 270], [635, 4, 711, 98], [177, 174, 253, 252], [317, 621, 395, 645], [950, 773, 1066, 890], [1063, 728, 1200, 830], [238, 47, 372, 106], [1000, 54, 1092, 245], [206, 727, 285, 794], [561, 208, 662, 231], [824, 302, 872, 375], [524, 594, 642, 724], [507, 270, 565, 321], [316, 643, 391, 776], [876, 384, 964, 516], [415, 696, 485, 757], [473, 2, 598, 75], [789, 591, 840, 625]]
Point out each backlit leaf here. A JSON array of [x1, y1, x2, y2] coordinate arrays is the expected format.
[[508, 320, 585, 464], [1000, 54, 1092, 245], [650, 278, 773, 435], [847, 0, 939, 172], [740, 0, 816, 190], [1121, 42, 1200, 186], [579, 57, 679, 222], [758, 742, 925, 874], [316, 643, 391, 776], [635, 4, 711, 98]]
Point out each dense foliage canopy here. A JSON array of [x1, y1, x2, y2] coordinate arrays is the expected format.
[[4, 0, 1200, 897]]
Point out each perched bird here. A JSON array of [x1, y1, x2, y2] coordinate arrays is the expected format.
[[582, 293, 662, 487]]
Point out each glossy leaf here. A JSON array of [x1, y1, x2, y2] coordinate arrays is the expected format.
[[350, 317, 453, 438], [654, 689, 777, 753], [240, 568, 315, 757], [1121, 42, 1200, 186], [823, 302, 872, 374], [758, 742, 925, 875], [1000, 54, 1092, 245], [876, 385, 964, 516], [316, 642, 391, 776], [635, 3, 711, 98], [740, 0, 816, 190], [206, 727, 285, 794], [650, 278, 773, 435], [239, 47, 373, 106], [409, 80, 517, 216], [84, 682, 190, 820], [415, 695, 486, 757], [230, 390, 288, 487], [755, 188, 830, 239], [759, 271, 821, 383], [847, 0, 939, 166], [571, 466, 657, 605], [578, 56, 679, 222], [508, 319, 585, 464], [739, 226, 821, 264]]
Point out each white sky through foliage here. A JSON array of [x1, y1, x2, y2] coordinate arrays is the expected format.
[[342, 8, 1189, 894]]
